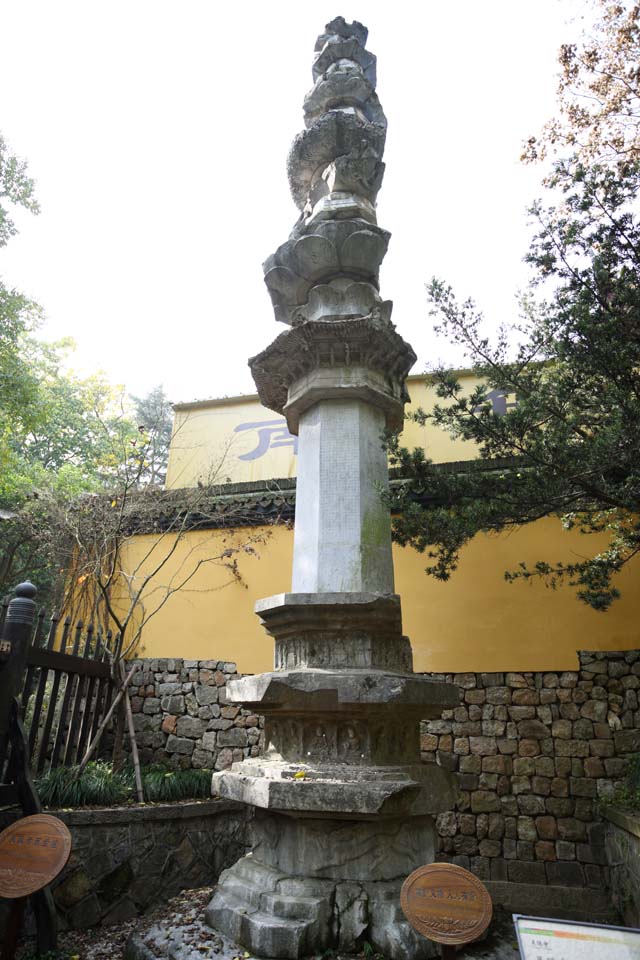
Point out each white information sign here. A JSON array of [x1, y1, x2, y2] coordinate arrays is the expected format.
[[514, 915, 640, 960]]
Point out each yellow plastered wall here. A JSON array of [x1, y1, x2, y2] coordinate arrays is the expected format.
[[167, 397, 299, 488], [165, 374, 487, 489], [117, 521, 640, 674]]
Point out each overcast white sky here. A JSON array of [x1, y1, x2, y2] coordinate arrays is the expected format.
[[1, 1, 585, 405]]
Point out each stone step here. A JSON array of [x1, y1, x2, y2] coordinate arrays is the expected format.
[[213, 858, 332, 923], [205, 888, 248, 943], [228, 855, 282, 891], [243, 907, 315, 959], [260, 891, 328, 922], [206, 886, 316, 960], [220, 874, 263, 910], [277, 875, 335, 898]]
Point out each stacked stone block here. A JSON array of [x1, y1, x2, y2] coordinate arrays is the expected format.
[[125, 658, 264, 770], [121, 648, 638, 899], [604, 808, 640, 927], [421, 650, 640, 888]]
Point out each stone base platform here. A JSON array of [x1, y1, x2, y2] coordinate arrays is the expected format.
[[114, 880, 615, 960], [205, 855, 438, 960], [205, 810, 440, 959]]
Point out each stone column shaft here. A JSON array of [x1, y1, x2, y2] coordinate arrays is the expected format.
[[292, 400, 394, 594]]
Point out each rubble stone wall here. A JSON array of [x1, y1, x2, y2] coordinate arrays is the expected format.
[[421, 650, 640, 889], [603, 807, 640, 926], [123, 651, 639, 895], [0, 800, 249, 931], [125, 658, 264, 770]]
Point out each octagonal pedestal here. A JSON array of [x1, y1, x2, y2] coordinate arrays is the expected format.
[[206, 812, 440, 960]]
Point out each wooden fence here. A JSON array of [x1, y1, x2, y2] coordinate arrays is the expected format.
[[0, 597, 120, 775]]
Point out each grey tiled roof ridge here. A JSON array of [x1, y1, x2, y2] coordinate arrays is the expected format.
[[168, 454, 520, 499]]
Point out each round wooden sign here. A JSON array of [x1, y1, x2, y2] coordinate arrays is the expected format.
[[401, 862, 493, 946], [0, 814, 72, 898]]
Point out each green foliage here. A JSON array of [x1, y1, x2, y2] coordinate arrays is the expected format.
[[389, 4, 640, 610], [36, 761, 130, 807], [0, 132, 39, 244], [130, 384, 174, 486], [0, 135, 43, 451], [360, 942, 384, 960], [0, 357, 142, 604], [135, 764, 212, 803], [600, 754, 640, 812], [35, 761, 212, 808], [0, 133, 140, 605]]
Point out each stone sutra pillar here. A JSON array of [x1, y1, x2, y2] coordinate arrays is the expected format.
[[206, 18, 457, 960]]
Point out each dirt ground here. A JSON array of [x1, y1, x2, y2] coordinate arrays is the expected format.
[[16, 887, 521, 960]]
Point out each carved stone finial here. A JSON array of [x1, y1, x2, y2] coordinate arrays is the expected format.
[[261, 18, 389, 337], [255, 18, 415, 434], [315, 17, 368, 51]]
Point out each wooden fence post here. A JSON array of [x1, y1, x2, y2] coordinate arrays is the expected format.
[[0, 582, 58, 954], [0, 582, 38, 780]]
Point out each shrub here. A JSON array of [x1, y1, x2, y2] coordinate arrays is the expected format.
[[35, 762, 212, 807], [600, 754, 640, 813]]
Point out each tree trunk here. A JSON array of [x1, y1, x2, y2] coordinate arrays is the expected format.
[[75, 662, 137, 776], [111, 699, 126, 772], [119, 659, 144, 802]]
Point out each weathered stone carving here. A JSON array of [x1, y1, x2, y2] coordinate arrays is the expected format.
[[303, 74, 385, 128], [250, 314, 415, 434], [206, 19, 455, 959], [263, 220, 390, 326], [313, 21, 376, 86], [338, 723, 364, 760]]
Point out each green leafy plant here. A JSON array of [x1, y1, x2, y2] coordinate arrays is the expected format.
[[139, 765, 212, 802], [599, 754, 640, 813], [35, 761, 128, 807], [35, 761, 212, 808], [387, 2, 640, 611], [360, 942, 384, 960]]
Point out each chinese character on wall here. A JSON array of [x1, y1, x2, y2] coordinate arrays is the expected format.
[[472, 389, 517, 417], [234, 419, 298, 461]]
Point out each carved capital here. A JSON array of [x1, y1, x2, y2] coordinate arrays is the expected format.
[[249, 313, 416, 432], [284, 365, 405, 434]]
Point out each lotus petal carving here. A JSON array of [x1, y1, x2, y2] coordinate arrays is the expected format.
[[341, 230, 387, 274], [305, 280, 380, 323], [293, 234, 335, 281], [263, 221, 390, 325]]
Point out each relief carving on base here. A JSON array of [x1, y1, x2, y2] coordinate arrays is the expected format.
[[266, 715, 420, 765], [275, 633, 412, 672]]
